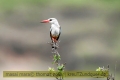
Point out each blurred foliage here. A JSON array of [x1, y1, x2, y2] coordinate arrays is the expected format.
[[50, 0, 120, 9], [1, 0, 120, 12], [0, 0, 48, 12]]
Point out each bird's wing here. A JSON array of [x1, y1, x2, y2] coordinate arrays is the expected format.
[[50, 28, 52, 41], [56, 27, 61, 41]]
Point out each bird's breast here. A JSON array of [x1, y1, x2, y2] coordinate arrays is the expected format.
[[50, 26, 60, 36]]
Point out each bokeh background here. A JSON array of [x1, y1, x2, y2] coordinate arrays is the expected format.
[[0, 0, 120, 80]]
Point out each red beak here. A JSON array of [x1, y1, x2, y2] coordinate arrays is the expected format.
[[40, 20, 49, 23]]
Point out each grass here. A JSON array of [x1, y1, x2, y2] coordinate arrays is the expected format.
[[50, 0, 120, 10], [0, 0, 48, 12], [0, 0, 120, 12]]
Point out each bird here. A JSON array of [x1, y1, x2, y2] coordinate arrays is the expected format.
[[41, 18, 61, 49]]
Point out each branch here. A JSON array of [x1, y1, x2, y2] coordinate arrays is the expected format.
[[96, 63, 117, 80], [48, 41, 66, 80]]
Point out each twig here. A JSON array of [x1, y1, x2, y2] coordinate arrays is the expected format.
[[105, 64, 116, 80], [114, 61, 117, 80], [48, 41, 65, 80]]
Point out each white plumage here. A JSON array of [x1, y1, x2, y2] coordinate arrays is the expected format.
[[41, 18, 61, 43], [50, 23, 60, 37]]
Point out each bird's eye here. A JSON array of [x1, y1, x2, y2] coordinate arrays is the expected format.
[[49, 19, 52, 21]]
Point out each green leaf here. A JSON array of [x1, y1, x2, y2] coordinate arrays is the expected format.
[[53, 54, 61, 63], [48, 67, 55, 71], [57, 64, 65, 71], [96, 67, 101, 71]]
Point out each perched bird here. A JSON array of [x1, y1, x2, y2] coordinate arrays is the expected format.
[[41, 18, 61, 48]]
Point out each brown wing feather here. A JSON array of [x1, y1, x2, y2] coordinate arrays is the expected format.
[[50, 31, 53, 41], [56, 32, 60, 41], [56, 27, 61, 41]]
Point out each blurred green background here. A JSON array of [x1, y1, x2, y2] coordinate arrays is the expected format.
[[0, 0, 120, 80]]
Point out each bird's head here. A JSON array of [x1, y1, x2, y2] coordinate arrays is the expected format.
[[41, 18, 58, 24]]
